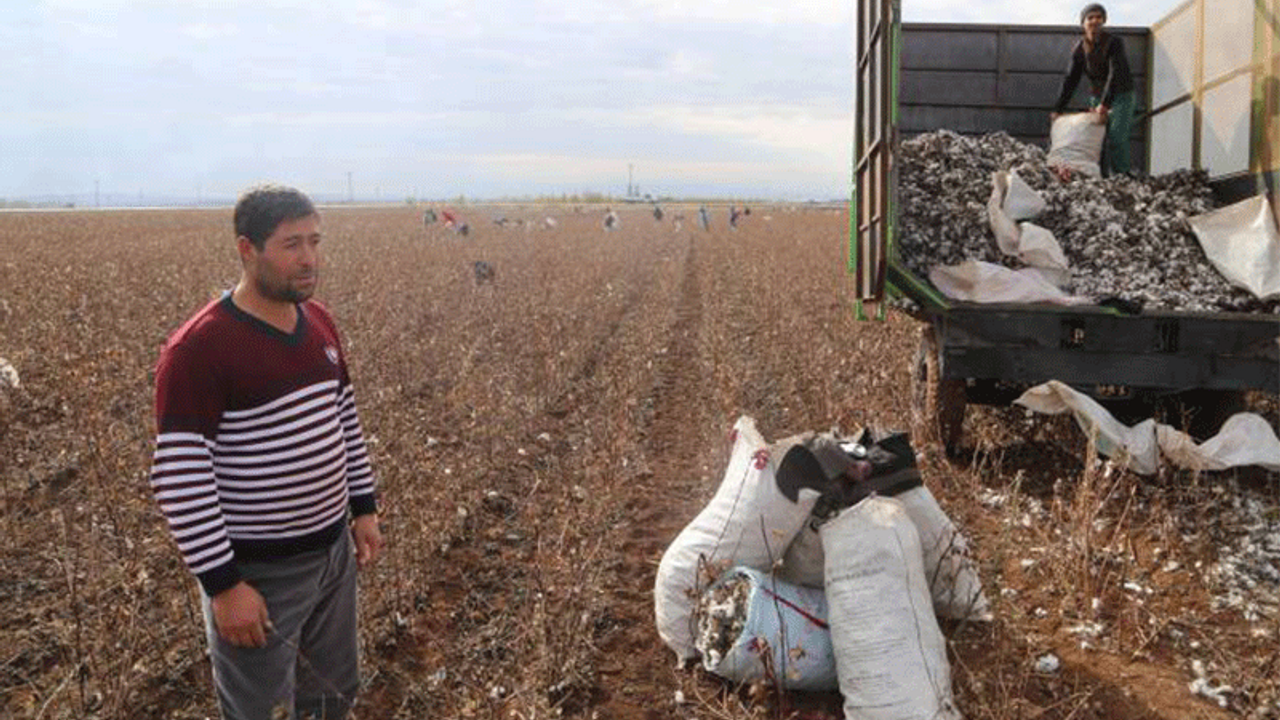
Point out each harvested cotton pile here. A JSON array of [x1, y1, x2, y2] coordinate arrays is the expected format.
[[694, 571, 751, 669], [898, 129, 1279, 313]]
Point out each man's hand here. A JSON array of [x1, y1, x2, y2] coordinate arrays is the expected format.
[[352, 514, 384, 569], [211, 581, 271, 648], [1094, 105, 1109, 122]]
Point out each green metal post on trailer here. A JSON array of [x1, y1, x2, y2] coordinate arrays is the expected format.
[[850, 0, 1280, 453]]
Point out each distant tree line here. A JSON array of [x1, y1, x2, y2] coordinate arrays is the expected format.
[[0, 199, 76, 209]]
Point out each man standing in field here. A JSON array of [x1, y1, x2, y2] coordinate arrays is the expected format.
[[149, 184, 383, 719]]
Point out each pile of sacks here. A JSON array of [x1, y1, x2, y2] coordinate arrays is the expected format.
[[655, 416, 990, 720]]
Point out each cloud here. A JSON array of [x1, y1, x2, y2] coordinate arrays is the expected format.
[[547, 0, 849, 25], [900, 0, 1173, 25], [222, 110, 468, 128], [469, 151, 840, 199], [8, 0, 855, 199], [179, 22, 240, 39], [636, 104, 851, 157]]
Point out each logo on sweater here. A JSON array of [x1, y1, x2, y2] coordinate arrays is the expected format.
[[325, 345, 339, 365]]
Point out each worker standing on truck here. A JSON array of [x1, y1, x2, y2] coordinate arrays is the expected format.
[[1051, 3, 1137, 176]]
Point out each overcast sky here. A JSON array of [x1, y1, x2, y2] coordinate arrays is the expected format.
[[6, 0, 1176, 203]]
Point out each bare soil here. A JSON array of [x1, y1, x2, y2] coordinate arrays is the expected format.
[[0, 205, 1276, 719]]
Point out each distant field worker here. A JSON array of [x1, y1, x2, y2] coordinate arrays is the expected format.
[[1051, 3, 1136, 176], [149, 185, 383, 720], [604, 207, 619, 231], [698, 204, 710, 231]]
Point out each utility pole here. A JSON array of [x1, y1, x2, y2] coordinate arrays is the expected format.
[[347, 171, 354, 203], [94, 179, 99, 208], [628, 163, 634, 197]]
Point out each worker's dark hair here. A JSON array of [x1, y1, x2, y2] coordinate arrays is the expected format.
[[1080, 3, 1106, 23], [234, 184, 317, 250]]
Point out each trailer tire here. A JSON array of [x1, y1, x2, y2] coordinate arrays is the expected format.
[[912, 326, 967, 455]]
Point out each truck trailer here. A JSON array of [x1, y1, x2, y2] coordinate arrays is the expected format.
[[852, 0, 1280, 450]]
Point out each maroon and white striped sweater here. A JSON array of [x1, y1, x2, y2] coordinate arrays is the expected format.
[[150, 294, 377, 596]]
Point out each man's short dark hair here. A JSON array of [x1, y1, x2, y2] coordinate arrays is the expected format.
[[1080, 3, 1106, 23], [234, 185, 318, 249]]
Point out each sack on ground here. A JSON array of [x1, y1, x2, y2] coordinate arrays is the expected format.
[[779, 431, 991, 621], [822, 496, 962, 720], [1047, 113, 1105, 178], [897, 484, 991, 621], [694, 566, 836, 691], [655, 416, 821, 659]]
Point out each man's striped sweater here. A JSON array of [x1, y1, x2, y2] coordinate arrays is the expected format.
[[150, 294, 377, 597]]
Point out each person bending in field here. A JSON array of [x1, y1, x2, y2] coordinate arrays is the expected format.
[[149, 184, 383, 720]]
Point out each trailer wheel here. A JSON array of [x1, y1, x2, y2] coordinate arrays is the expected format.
[[911, 326, 966, 454]]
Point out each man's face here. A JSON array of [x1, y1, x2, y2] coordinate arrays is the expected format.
[[1083, 11, 1105, 36], [244, 214, 321, 303]]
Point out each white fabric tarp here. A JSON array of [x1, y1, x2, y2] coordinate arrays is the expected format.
[[1016, 222, 1069, 274], [1015, 380, 1280, 475], [999, 170, 1047, 221], [1188, 194, 1280, 300], [929, 260, 1090, 305], [987, 173, 1067, 273], [1047, 113, 1106, 178]]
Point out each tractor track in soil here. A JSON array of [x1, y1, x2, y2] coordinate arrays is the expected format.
[[593, 233, 720, 718]]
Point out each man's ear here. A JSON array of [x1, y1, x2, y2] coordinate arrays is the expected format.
[[236, 236, 256, 265]]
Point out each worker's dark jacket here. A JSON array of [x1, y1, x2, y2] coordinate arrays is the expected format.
[[1053, 31, 1135, 112]]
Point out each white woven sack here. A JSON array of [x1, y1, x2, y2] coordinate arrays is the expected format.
[[1047, 113, 1105, 178], [822, 497, 962, 720], [696, 566, 836, 690], [655, 416, 821, 659], [1001, 170, 1046, 221], [896, 485, 992, 621], [778, 518, 824, 588], [987, 171, 1051, 262], [781, 488, 990, 621]]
